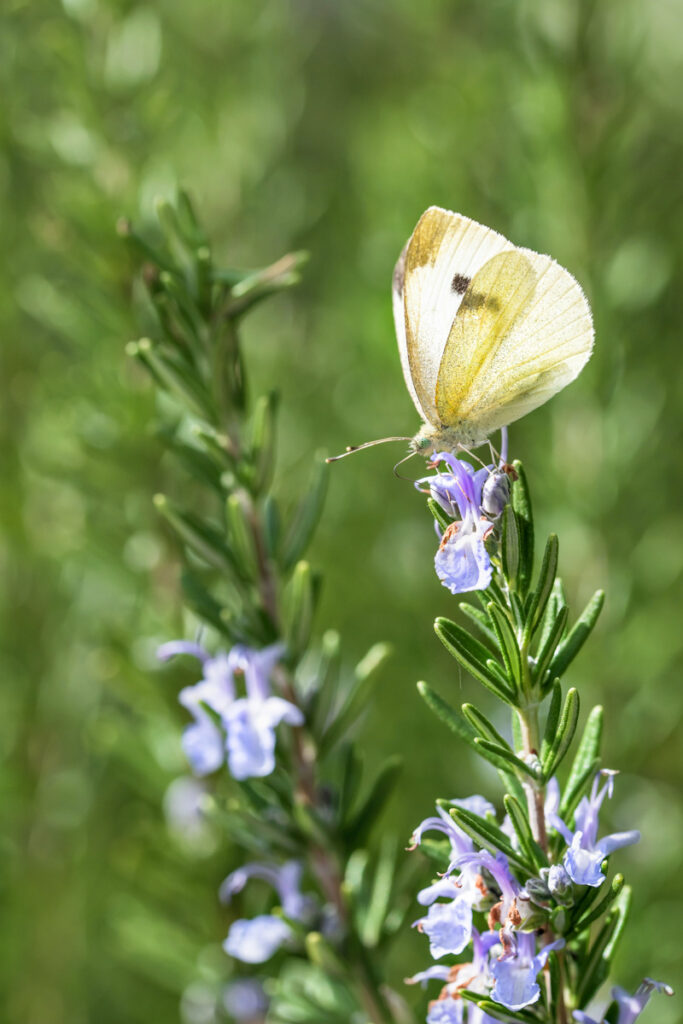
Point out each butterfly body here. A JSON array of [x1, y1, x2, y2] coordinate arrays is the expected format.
[[394, 207, 594, 454], [411, 420, 488, 454]]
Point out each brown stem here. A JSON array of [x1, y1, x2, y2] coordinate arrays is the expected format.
[[277, 676, 392, 1022], [248, 500, 279, 629]]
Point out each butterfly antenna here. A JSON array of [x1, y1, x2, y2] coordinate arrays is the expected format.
[[326, 437, 411, 463], [456, 442, 491, 472], [392, 450, 420, 480]]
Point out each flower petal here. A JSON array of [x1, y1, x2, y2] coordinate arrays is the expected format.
[[435, 529, 492, 594], [223, 915, 291, 963], [563, 832, 607, 887], [544, 777, 561, 818], [261, 696, 305, 728], [611, 978, 674, 1024], [490, 955, 541, 1011], [415, 897, 473, 958], [427, 999, 464, 1024], [181, 715, 224, 777], [219, 862, 282, 904], [219, 860, 312, 922], [416, 472, 460, 519], [417, 877, 460, 907], [596, 830, 640, 857], [241, 642, 287, 701], [157, 639, 208, 663], [222, 979, 268, 1020], [452, 795, 496, 819], [224, 700, 278, 780], [405, 965, 451, 987]]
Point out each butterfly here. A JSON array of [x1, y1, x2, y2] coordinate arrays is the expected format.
[[394, 206, 594, 455]]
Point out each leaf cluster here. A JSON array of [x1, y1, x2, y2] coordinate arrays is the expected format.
[[125, 195, 407, 1024]]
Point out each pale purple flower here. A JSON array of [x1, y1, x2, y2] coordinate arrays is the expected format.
[[454, 795, 498, 820], [491, 931, 564, 1011], [416, 876, 463, 907], [406, 965, 452, 989], [544, 776, 561, 820], [219, 860, 314, 921], [223, 915, 291, 964], [414, 897, 476, 959], [221, 860, 313, 964], [573, 978, 673, 1024], [411, 799, 497, 958], [157, 640, 303, 780], [427, 1001, 463, 1024], [413, 841, 525, 964], [163, 776, 208, 840], [416, 453, 494, 594], [452, 849, 531, 941], [405, 962, 454, 987], [177, 680, 228, 776], [407, 930, 500, 1024], [222, 978, 268, 1022], [467, 928, 499, 994], [223, 695, 303, 780], [410, 797, 496, 863], [547, 771, 640, 887]]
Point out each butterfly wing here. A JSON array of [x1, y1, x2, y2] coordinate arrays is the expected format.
[[435, 248, 593, 435], [392, 241, 428, 420], [394, 207, 514, 426]]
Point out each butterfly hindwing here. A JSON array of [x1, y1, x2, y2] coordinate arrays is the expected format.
[[434, 250, 537, 423]]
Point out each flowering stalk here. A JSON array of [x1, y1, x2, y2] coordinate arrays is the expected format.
[[408, 449, 672, 1023], [121, 196, 409, 1024], [121, 196, 673, 1024]]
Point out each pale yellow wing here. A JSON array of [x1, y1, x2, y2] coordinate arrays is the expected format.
[[395, 207, 514, 426], [392, 241, 428, 420], [435, 247, 593, 435]]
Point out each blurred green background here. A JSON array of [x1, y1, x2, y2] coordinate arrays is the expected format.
[[1, 0, 681, 1021]]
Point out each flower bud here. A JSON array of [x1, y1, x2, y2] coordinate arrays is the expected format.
[[481, 470, 510, 520]]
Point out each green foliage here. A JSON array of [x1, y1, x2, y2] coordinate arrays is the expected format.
[[3, 2, 681, 1019], [416, 681, 478, 748]]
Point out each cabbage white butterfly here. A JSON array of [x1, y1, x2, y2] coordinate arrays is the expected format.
[[329, 206, 593, 463], [395, 206, 594, 454]]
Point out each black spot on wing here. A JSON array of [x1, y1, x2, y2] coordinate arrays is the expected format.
[[451, 273, 470, 294]]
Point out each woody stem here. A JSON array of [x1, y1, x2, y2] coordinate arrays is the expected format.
[[517, 704, 548, 853]]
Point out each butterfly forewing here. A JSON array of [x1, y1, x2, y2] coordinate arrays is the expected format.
[[398, 207, 513, 426], [392, 241, 429, 421], [434, 247, 593, 435]]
